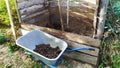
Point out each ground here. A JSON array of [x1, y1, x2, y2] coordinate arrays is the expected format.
[[0, 44, 93, 68], [33, 6, 95, 37]]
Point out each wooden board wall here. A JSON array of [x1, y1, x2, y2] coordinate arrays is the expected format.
[[16, 0, 97, 24], [16, 0, 48, 24]]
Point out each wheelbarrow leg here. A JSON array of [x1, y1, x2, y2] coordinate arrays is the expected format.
[[39, 60, 57, 68], [39, 60, 45, 68]]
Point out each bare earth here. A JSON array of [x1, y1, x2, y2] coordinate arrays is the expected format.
[[0, 45, 93, 68]]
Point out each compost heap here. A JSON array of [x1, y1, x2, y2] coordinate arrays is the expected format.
[[34, 44, 61, 59]]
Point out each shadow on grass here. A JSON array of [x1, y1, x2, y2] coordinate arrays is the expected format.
[[0, 33, 7, 45], [0, 22, 10, 29]]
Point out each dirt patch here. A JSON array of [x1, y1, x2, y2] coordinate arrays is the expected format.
[[0, 45, 94, 68], [34, 44, 61, 59], [34, 6, 94, 37]]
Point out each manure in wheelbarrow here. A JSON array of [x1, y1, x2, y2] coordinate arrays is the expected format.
[[33, 44, 61, 59]]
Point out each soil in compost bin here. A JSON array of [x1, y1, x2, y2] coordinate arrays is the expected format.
[[33, 44, 61, 59], [34, 5, 95, 37]]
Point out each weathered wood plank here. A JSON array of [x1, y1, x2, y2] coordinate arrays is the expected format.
[[81, 0, 96, 5], [21, 9, 48, 21], [96, 0, 108, 39], [50, 1, 83, 7], [63, 51, 98, 66], [23, 12, 49, 24], [21, 24, 101, 47], [50, 1, 96, 7], [70, 12, 94, 20], [20, 4, 44, 15], [93, 0, 108, 39], [15, 0, 22, 23], [66, 40, 99, 56], [20, 28, 99, 56], [58, 57, 94, 68], [17, 0, 46, 9]]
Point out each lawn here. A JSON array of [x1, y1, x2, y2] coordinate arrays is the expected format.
[[0, 0, 120, 68]]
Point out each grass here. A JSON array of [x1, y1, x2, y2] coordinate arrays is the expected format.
[[0, 31, 7, 44], [0, 0, 9, 26], [99, 0, 120, 68]]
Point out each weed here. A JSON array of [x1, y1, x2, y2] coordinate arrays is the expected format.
[[99, 0, 120, 68], [0, 0, 18, 28], [0, 0, 9, 25], [32, 61, 42, 68], [8, 43, 19, 56], [0, 30, 7, 44]]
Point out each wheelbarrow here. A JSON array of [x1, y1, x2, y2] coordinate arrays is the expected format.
[[16, 30, 95, 68]]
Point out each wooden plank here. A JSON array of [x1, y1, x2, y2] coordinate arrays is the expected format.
[[24, 19, 36, 24], [58, 57, 94, 68], [20, 28, 99, 56], [20, 4, 44, 15], [21, 9, 48, 21], [66, 40, 99, 56], [21, 24, 101, 47], [81, 0, 96, 5], [58, 0, 64, 31], [17, 0, 45, 9], [70, 12, 94, 20], [50, 1, 96, 7], [17, 0, 47, 3], [50, 1, 83, 7], [23, 12, 49, 24], [63, 51, 98, 66], [15, 0, 22, 23], [93, 0, 108, 39], [96, 0, 108, 39]]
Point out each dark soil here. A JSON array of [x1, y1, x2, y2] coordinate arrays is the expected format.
[[33, 44, 61, 59], [34, 6, 95, 37]]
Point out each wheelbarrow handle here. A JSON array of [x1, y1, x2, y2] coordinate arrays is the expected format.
[[65, 47, 95, 52]]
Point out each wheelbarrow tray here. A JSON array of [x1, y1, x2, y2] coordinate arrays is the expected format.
[[16, 30, 68, 65]]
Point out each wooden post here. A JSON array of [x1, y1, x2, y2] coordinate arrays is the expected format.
[[14, 0, 22, 23], [5, 0, 16, 40], [93, 0, 108, 39], [58, 0, 64, 31]]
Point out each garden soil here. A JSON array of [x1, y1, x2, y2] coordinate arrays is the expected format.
[[34, 44, 61, 59], [34, 6, 95, 37]]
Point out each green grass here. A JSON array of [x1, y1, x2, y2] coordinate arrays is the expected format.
[[0, 30, 7, 44], [99, 0, 120, 68], [0, 0, 9, 26], [0, 0, 18, 28]]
